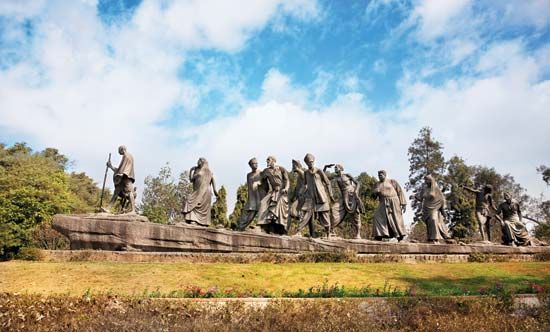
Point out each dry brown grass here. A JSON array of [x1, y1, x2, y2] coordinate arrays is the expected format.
[[1, 293, 548, 332]]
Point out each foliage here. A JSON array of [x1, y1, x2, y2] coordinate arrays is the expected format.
[[445, 156, 476, 240], [356, 172, 378, 239], [0, 143, 99, 258], [405, 127, 447, 222], [29, 220, 69, 250], [139, 163, 191, 224], [471, 165, 528, 204], [228, 184, 247, 228], [537, 165, 550, 185], [211, 186, 229, 228]]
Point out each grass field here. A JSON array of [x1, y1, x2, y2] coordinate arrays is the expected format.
[[1, 261, 549, 297]]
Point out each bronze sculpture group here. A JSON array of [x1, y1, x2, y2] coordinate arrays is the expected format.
[[101, 146, 537, 246]]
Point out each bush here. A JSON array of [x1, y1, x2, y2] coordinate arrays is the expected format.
[[15, 247, 43, 261]]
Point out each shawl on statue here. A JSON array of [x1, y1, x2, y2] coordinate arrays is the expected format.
[[422, 175, 445, 211], [115, 152, 135, 182]]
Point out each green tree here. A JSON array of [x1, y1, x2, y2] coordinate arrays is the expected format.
[[356, 172, 378, 239], [68, 172, 102, 210], [140, 164, 191, 224], [537, 165, 550, 186], [471, 166, 527, 204], [228, 184, 247, 228], [445, 156, 476, 240], [0, 143, 96, 257], [211, 186, 229, 228], [405, 127, 446, 222]]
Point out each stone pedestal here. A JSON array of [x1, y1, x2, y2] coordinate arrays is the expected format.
[[52, 214, 549, 255]]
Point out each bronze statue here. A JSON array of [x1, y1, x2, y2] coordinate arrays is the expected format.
[[372, 170, 406, 241], [463, 184, 495, 242], [236, 158, 265, 231], [495, 192, 531, 246], [324, 164, 363, 239], [182, 158, 218, 226], [289, 159, 306, 220], [104, 145, 136, 214], [256, 156, 289, 234], [294, 153, 333, 238], [421, 175, 451, 243]]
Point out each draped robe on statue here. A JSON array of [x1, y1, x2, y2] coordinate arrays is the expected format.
[[373, 179, 406, 238], [182, 168, 214, 226], [113, 153, 135, 199], [497, 200, 530, 246], [421, 177, 451, 241], [257, 166, 289, 234]]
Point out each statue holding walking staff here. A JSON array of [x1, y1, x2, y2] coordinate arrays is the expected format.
[[101, 145, 136, 214], [182, 158, 219, 226]]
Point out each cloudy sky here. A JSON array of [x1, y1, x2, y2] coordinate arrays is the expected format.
[[0, 0, 549, 220]]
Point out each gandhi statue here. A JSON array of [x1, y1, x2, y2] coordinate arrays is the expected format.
[[104, 145, 136, 214]]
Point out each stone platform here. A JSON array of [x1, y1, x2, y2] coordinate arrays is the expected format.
[[52, 214, 550, 256]]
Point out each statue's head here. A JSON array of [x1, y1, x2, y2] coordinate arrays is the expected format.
[[304, 153, 315, 169], [266, 156, 276, 168], [504, 192, 512, 203], [335, 164, 344, 175], [197, 157, 208, 168], [378, 170, 387, 182], [118, 145, 127, 155], [292, 159, 302, 171], [248, 158, 258, 171]]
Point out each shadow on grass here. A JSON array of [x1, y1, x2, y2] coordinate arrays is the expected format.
[[401, 275, 550, 296]]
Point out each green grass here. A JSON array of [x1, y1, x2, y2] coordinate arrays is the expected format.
[[0, 261, 548, 297]]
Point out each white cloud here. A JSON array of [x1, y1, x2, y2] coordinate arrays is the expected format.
[[0, 0, 320, 195], [0, 0, 548, 229], [487, 0, 550, 29], [410, 0, 472, 42], [399, 39, 550, 199], [260, 68, 309, 105]]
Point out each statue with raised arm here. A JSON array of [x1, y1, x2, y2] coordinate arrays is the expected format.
[[256, 156, 289, 235], [495, 192, 531, 246], [182, 158, 218, 227], [294, 153, 334, 238], [372, 170, 406, 241], [462, 184, 496, 242], [104, 145, 136, 214], [236, 158, 265, 231], [421, 175, 451, 243], [324, 164, 363, 239]]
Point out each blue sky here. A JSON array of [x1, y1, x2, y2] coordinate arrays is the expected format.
[[0, 0, 549, 218]]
